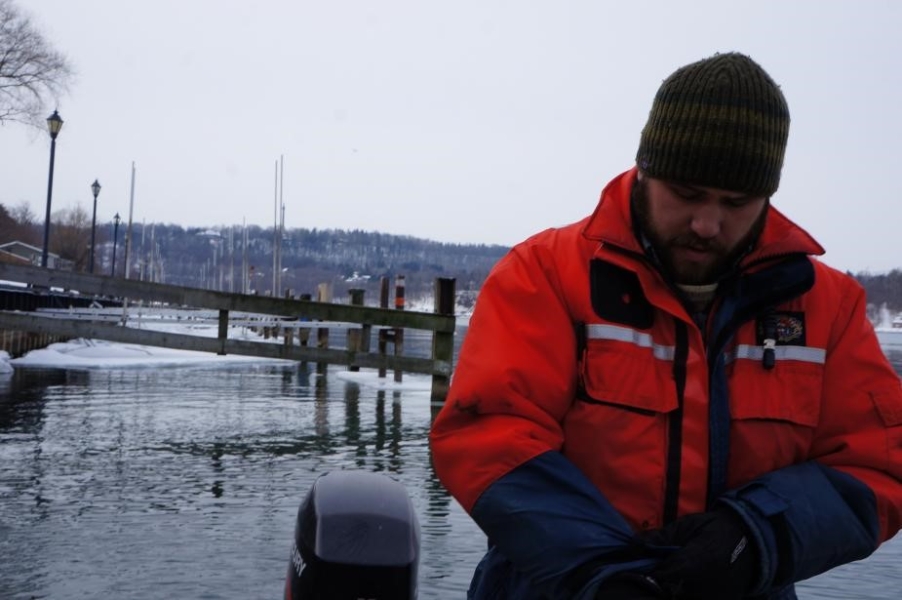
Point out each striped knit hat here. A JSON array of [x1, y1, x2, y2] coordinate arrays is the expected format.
[[636, 52, 790, 197]]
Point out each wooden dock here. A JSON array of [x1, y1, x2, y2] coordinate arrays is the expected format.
[[0, 263, 457, 401]]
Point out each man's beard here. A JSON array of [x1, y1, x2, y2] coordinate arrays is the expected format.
[[631, 178, 768, 285]]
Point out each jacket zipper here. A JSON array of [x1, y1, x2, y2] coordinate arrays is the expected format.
[[664, 320, 689, 524]]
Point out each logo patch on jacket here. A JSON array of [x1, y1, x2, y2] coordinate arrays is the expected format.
[[756, 312, 806, 346]]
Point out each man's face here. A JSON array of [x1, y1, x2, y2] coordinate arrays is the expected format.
[[632, 175, 769, 285]]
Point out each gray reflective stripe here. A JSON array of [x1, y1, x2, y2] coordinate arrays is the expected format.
[[585, 323, 675, 361], [726, 344, 826, 365]]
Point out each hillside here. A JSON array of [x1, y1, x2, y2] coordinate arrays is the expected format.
[[107, 223, 509, 306]]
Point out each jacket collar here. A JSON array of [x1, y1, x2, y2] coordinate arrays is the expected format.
[[581, 167, 826, 266]]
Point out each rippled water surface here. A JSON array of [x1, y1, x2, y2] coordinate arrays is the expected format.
[[1, 332, 900, 599]]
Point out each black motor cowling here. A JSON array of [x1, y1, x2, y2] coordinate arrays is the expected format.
[[285, 470, 420, 599]]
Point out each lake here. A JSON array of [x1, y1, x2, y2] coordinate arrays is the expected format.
[[0, 328, 900, 599]]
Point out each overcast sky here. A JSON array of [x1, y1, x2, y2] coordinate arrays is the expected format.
[[2, 0, 901, 273]]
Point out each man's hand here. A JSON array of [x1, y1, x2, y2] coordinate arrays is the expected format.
[[594, 572, 666, 599], [640, 506, 757, 599]]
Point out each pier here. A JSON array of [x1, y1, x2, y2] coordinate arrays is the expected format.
[[0, 263, 456, 400]]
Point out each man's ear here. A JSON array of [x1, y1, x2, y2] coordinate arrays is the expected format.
[[636, 169, 644, 181]]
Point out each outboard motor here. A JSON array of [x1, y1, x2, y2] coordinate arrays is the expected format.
[[285, 470, 420, 599]]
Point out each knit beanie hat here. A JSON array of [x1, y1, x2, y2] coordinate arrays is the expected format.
[[635, 52, 790, 196]]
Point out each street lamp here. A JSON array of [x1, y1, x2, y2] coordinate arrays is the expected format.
[[40, 110, 64, 268], [111, 213, 121, 277], [89, 179, 101, 273]]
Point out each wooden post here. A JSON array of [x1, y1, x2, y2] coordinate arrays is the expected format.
[[217, 308, 229, 355], [378, 277, 390, 378], [360, 316, 372, 353], [316, 283, 331, 376], [284, 287, 293, 350], [298, 293, 312, 347], [394, 274, 406, 310], [431, 277, 456, 402], [393, 328, 404, 383], [393, 275, 405, 382], [379, 276, 390, 309], [347, 288, 365, 371]]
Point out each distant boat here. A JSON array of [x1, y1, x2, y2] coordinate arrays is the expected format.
[[344, 271, 371, 283]]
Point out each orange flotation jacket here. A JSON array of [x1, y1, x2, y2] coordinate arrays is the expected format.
[[430, 168, 902, 599]]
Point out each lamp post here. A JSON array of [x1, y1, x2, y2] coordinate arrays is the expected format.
[[40, 110, 64, 268], [89, 179, 101, 273], [111, 213, 121, 277]]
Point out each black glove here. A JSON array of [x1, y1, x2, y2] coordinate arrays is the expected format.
[[639, 506, 757, 600], [594, 572, 666, 599]]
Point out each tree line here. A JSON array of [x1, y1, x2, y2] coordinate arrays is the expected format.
[[0, 203, 509, 302], [5, 200, 902, 315]]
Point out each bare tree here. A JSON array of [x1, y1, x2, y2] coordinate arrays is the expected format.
[[0, 203, 16, 241], [0, 0, 74, 126], [9, 200, 36, 225], [2, 200, 40, 244], [53, 203, 90, 270]]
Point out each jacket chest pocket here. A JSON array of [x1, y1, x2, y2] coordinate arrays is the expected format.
[[577, 336, 678, 414], [726, 357, 823, 486], [563, 338, 677, 526]]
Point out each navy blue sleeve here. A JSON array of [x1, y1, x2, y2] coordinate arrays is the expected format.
[[470, 450, 661, 599], [720, 461, 879, 595]]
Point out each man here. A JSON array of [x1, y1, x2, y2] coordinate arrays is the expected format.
[[429, 52, 902, 599]]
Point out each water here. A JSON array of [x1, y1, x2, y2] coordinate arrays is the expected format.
[[1, 330, 900, 599]]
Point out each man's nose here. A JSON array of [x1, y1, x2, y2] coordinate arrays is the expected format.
[[690, 203, 722, 239]]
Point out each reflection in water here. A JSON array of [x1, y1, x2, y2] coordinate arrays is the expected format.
[[0, 341, 485, 599], [315, 372, 329, 440], [0, 368, 66, 432]]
